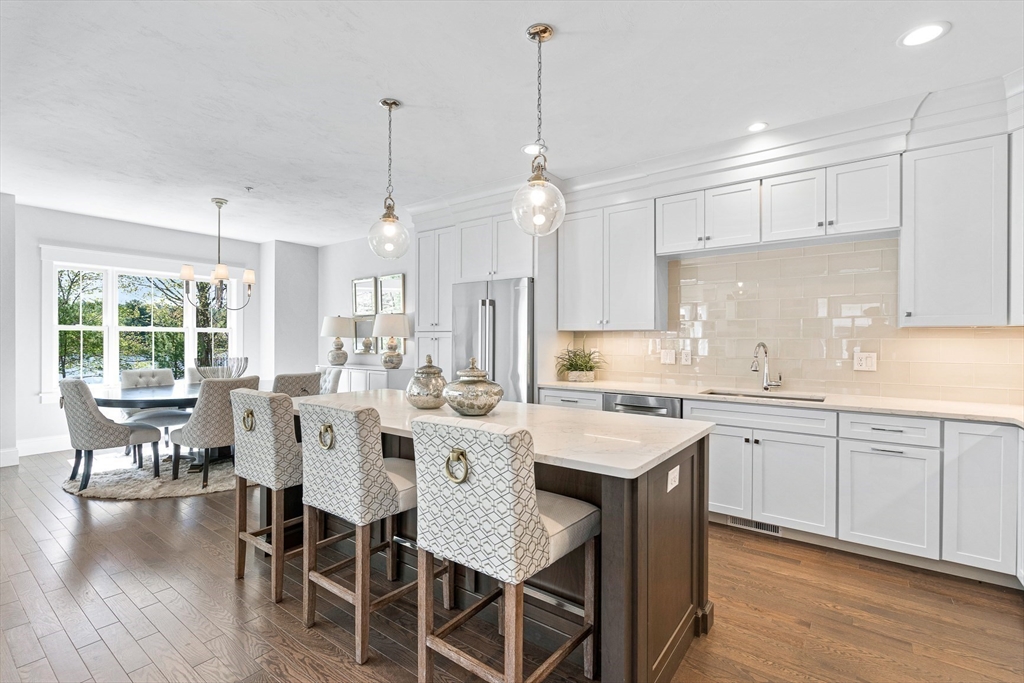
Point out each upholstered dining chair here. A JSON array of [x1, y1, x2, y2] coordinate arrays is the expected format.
[[272, 373, 322, 397], [319, 367, 343, 394], [230, 389, 304, 603], [411, 416, 600, 683], [120, 368, 191, 456], [170, 376, 259, 488], [58, 379, 162, 490], [298, 401, 453, 665]]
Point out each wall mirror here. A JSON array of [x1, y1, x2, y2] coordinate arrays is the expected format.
[[352, 277, 377, 316], [377, 274, 404, 314], [353, 317, 377, 354]]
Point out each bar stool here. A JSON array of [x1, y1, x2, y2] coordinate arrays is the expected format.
[[411, 416, 600, 683], [298, 401, 453, 664], [229, 389, 306, 603]]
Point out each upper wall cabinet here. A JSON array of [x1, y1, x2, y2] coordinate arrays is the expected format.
[[704, 181, 762, 249], [900, 135, 1009, 327], [1010, 130, 1023, 326], [826, 156, 901, 234], [656, 191, 704, 253], [761, 169, 826, 242], [415, 226, 455, 333], [455, 215, 535, 283]]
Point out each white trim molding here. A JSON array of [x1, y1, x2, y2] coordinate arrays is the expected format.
[[15, 435, 71, 458], [0, 447, 19, 468]]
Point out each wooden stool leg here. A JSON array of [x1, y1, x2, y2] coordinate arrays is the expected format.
[[503, 582, 524, 683], [70, 450, 82, 481], [385, 515, 398, 581], [442, 560, 455, 610], [417, 548, 435, 683], [354, 523, 371, 664], [584, 536, 597, 680], [497, 588, 504, 636], [271, 488, 285, 603], [302, 505, 318, 628], [234, 476, 247, 580]]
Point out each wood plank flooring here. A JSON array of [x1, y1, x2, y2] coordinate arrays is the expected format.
[[2, 449, 1022, 683]]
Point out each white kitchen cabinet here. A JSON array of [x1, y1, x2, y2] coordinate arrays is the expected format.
[[656, 191, 704, 254], [455, 215, 534, 283], [415, 332, 453, 381], [761, 169, 826, 242], [826, 155, 901, 234], [752, 430, 837, 537], [900, 135, 1009, 327], [838, 439, 940, 559], [538, 388, 603, 411], [1010, 130, 1023, 326], [415, 227, 454, 332], [942, 421, 1019, 574], [348, 368, 369, 392], [708, 426, 753, 519], [367, 370, 388, 390], [703, 180, 761, 248], [604, 200, 657, 330]]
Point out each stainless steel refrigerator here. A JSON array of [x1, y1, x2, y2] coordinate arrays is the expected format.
[[451, 278, 534, 404]]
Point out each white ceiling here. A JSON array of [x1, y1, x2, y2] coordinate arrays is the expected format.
[[2, 1, 1022, 247]]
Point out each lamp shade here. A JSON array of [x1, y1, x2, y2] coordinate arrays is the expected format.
[[242, 269, 256, 285], [320, 316, 355, 338], [179, 264, 195, 281], [212, 263, 230, 281], [371, 313, 410, 339]]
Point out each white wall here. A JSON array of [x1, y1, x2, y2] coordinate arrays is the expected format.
[[13, 205, 263, 456], [317, 236, 416, 367], [260, 240, 319, 379], [0, 194, 17, 466]]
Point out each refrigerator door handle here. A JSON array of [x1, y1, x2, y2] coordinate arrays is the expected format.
[[485, 299, 496, 380], [477, 299, 488, 372]]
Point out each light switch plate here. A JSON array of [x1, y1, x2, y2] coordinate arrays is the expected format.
[[680, 350, 692, 366], [667, 465, 680, 492], [853, 352, 876, 371], [660, 349, 676, 365]]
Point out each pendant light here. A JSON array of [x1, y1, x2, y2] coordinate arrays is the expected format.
[[180, 198, 255, 310], [368, 98, 411, 259], [511, 23, 565, 237]]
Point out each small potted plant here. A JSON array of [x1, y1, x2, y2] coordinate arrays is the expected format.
[[555, 343, 603, 383]]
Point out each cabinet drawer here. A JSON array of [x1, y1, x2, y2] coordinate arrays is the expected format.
[[539, 388, 603, 411], [838, 412, 939, 448], [683, 400, 836, 437]]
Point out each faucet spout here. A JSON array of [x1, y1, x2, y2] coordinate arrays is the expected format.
[[752, 342, 782, 392]]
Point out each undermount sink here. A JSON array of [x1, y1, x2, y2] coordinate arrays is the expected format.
[[700, 389, 827, 402]]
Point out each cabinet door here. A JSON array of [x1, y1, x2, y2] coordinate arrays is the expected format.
[[1010, 131, 1023, 326], [900, 135, 1009, 326], [761, 169, 826, 242], [415, 231, 438, 332], [455, 217, 493, 283], [367, 371, 388, 391], [434, 332, 453, 382], [335, 369, 351, 393], [435, 227, 455, 331], [415, 335, 437, 370], [704, 180, 761, 248], [656, 191, 704, 254], [493, 216, 534, 279], [753, 430, 837, 536], [838, 440, 940, 559], [348, 369, 368, 392], [558, 209, 605, 331], [604, 200, 656, 330], [708, 426, 753, 519], [942, 421, 1019, 574], [826, 156, 900, 234]]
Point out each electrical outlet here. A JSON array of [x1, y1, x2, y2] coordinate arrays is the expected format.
[[680, 350, 692, 366], [660, 349, 676, 365], [853, 352, 876, 371], [667, 465, 680, 492]]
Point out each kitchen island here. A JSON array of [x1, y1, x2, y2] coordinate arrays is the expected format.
[[289, 389, 715, 683]]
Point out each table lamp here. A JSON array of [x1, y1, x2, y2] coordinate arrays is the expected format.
[[371, 314, 410, 369], [320, 316, 355, 366]]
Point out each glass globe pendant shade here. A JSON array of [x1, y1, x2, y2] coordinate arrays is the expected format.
[[511, 168, 565, 237], [368, 200, 410, 259]]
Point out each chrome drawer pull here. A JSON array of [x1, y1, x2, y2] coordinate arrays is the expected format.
[[559, 398, 579, 403], [870, 426, 905, 433], [870, 447, 904, 455]]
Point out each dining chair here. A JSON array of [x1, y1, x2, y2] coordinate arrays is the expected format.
[[230, 388, 304, 602], [298, 401, 453, 665], [319, 367, 343, 394], [170, 376, 260, 488], [185, 367, 203, 384], [272, 373, 322, 397], [411, 416, 600, 683], [58, 379, 162, 490], [120, 368, 191, 457]]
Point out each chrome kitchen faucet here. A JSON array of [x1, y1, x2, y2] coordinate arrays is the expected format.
[[752, 342, 783, 392]]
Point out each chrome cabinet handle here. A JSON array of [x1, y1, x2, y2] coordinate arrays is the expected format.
[[560, 398, 579, 403], [870, 446, 904, 455], [827, 220, 835, 226], [697, 236, 704, 241], [817, 221, 824, 227], [870, 426, 904, 433]]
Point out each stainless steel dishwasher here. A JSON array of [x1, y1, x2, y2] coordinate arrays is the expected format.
[[602, 393, 682, 418]]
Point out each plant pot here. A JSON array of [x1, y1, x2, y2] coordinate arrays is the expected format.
[[566, 371, 595, 383]]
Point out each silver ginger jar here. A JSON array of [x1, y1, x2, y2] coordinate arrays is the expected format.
[[405, 355, 447, 410], [442, 357, 503, 416]]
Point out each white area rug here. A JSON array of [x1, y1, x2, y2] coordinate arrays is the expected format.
[[61, 451, 239, 500]]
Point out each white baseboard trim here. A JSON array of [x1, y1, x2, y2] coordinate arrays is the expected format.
[[0, 446, 19, 468], [16, 434, 72, 457]]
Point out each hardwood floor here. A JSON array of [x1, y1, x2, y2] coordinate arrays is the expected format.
[[1, 449, 1022, 683]]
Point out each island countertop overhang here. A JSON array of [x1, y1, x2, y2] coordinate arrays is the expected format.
[[293, 389, 714, 479]]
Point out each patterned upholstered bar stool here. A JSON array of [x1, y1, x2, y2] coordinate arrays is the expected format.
[[411, 416, 600, 683], [272, 373, 321, 397], [230, 389, 305, 603], [298, 401, 453, 664]]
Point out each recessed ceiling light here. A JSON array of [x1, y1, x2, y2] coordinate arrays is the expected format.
[[748, 122, 769, 133], [899, 22, 951, 47]]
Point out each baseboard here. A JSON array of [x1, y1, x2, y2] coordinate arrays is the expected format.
[[16, 434, 71, 457], [0, 446, 18, 468]]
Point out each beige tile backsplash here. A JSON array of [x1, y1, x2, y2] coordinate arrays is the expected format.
[[572, 238, 1024, 406]]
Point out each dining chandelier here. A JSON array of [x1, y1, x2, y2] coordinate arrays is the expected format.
[[179, 198, 255, 311]]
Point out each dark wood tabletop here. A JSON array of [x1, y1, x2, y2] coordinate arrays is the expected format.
[[91, 380, 202, 409]]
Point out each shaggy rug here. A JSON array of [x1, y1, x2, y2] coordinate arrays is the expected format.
[[61, 452, 240, 500]]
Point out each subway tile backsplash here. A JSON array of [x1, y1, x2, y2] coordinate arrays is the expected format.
[[573, 238, 1024, 405]]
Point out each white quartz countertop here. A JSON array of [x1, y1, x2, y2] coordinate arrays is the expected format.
[[293, 389, 714, 479], [539, 380, 1024, 429]]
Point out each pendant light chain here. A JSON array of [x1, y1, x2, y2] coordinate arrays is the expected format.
[[535, 34, 543, 146], [386, 103, 394, 200]]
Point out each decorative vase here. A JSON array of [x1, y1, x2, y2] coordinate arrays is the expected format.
[[380, 336, 403, 370], [327, 337, 348, 366], [442, 357, 504, 416], [567, 370, 595, 382], [406, 355, 447, 409]]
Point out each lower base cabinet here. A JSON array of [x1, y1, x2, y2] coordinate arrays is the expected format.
[[708, 426, 753, 519], [838, 439, 940, 559], [753, 430, 837, 537]]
